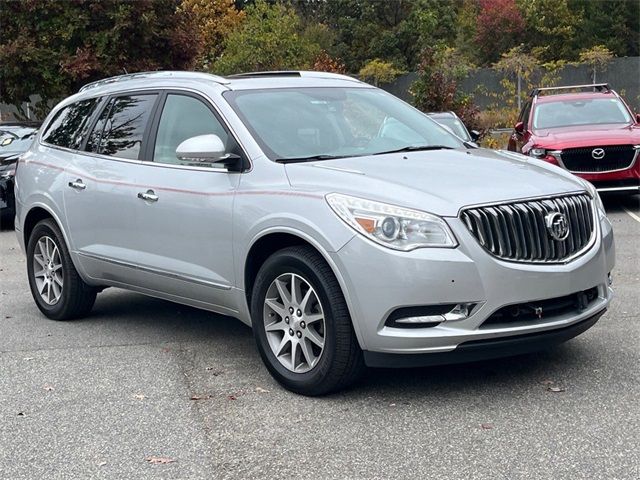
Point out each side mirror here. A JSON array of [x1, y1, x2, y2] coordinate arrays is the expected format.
[[636, 113, 640, 124], [470, 129, 480, 141], [176, 134, 241, 170], [514, 122, 525, 134]]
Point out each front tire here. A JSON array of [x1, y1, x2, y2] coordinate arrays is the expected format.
[[26, 219, 97, 320], [251, 246, 364, 396]]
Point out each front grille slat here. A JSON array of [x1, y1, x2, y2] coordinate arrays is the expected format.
[[561, 145, 636, 172], [461, 193, 595, 263]]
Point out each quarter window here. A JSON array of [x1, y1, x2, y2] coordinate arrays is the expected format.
[[42, 98, 100, 150], [90, 94, 157, 160], [153, 94, 231, 165]]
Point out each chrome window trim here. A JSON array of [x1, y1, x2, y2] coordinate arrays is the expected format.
[[38, 85, 255, 174], [76, 251, 232, 290], [552, 145, 639, 174], [458, 192, 599, 265]]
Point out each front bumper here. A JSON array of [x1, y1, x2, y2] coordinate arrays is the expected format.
[[364, 308, 605, 367], [330, 213, 615, 356]]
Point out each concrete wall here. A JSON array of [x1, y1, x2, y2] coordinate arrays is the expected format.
[[382, 56, 640, 112]]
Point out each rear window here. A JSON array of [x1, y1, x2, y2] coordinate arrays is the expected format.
[[87, 94, 158, 160], [42, 98, 101, 150]]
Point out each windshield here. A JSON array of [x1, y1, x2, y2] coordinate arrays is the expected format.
[[0, 128, 37, 155], [533, 98, 633, 130], [223, 87, 464, 161], [430, 116, 470, 141]]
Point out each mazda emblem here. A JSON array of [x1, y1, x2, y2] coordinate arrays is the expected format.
[[591, 148, 605, 160], [545, 212, 570, 241]]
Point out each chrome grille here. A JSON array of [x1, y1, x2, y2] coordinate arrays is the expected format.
[[561, 145, 636, 172], [461, 193, 595, 263]]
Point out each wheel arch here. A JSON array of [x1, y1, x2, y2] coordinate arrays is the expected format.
[[242, 229, 365, 349], [23, 204, 68, 249]]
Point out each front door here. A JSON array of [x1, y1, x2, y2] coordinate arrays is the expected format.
[[132, 92, 242, 313]]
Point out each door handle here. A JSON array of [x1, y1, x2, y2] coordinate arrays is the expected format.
[[137, 190, 159, 203], [68, 179, 86, 190]]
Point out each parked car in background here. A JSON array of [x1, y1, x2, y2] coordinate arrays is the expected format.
[[1, 122, 39, 225], [508, 84, 640, 194], [15, 71, 614, 395], [427, 111, 479, 145]]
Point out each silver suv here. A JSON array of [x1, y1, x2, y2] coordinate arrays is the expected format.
[[15, 71, 615, 395]]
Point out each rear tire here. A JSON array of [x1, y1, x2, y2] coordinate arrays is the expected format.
[[26, 219, 97, 320], [251, 246, 364, 396]]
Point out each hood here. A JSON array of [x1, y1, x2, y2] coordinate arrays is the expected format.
[[532, 124, 640, 149], [285, 148, 586, 217]]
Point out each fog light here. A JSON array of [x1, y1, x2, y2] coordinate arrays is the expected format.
[[389, 303, 477, 328]]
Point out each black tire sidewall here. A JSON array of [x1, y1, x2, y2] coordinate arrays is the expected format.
[[251, 250, 342, 391], [26, 220, 75, 318]]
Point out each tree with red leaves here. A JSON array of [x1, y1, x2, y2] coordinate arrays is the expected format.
[[474, 0, 525, 65]]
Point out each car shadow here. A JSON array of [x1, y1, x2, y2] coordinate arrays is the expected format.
[[601, 192, 639, 213], [83, 289, 596, 397]]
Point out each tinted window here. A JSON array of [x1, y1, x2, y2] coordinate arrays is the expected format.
[[97, 94, 157, 160], [85, 99, 113, 153], [153, 94, 231, 165], [42, 98, 100, 149]]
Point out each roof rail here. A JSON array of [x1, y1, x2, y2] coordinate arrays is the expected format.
[[226, 70, 362, 84], [227, 71, 302, 78], [530, 83, 611, 97], [79, 71, 229, 92]]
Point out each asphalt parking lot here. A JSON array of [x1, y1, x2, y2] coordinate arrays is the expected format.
[[0, 195, 638, 480]]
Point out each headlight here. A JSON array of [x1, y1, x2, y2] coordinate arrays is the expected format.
[[326, 193, 457, 251], [529, 147, 546, 158]]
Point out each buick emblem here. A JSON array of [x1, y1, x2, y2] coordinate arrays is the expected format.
[[545, 212, 570, 241], [591, 148, 605, 160]]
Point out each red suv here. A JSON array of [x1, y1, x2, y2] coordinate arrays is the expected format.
[[508, 84, 640, 193]]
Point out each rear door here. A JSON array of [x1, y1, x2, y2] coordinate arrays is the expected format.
[[131, 91, 242, 313], [62, 92, 160, 282]]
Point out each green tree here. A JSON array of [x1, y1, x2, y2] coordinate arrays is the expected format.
[[569, 0, 639, 58], [517, 0, 581, 61], [493, 45, 538, 111], [213, 0, 321, 74], [296, 0, 458, 73], [579, 45, 614, 83], [358, 59, 404, 86], [179, 0, 245, 69], [0, 0, 199, 118]]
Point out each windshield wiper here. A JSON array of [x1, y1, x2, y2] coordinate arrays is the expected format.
[[275, 154, 348, 164], [372, 145, 454, 156]]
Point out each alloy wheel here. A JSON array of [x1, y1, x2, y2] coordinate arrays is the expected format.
[[263, 273, 326, 373], [32, 236, 64, 305]]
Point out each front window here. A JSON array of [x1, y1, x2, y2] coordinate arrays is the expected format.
[[223, 87, 463, 161], [152, 94, 235, 165], [533, 97, 633, 130]]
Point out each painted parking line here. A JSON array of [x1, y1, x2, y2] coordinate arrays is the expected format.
[[622, 206, 640, 224]]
